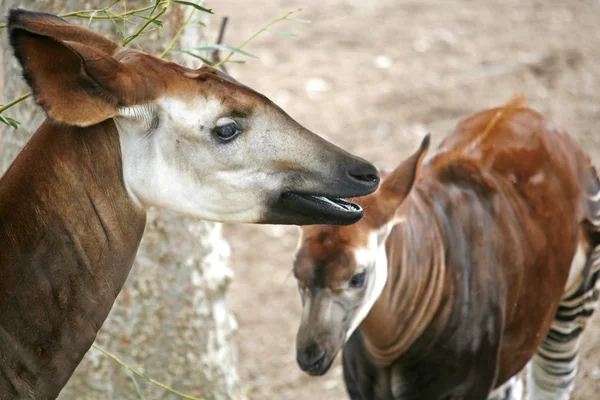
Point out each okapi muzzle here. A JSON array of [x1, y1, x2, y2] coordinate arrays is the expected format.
[[0, 8, 382, 399], [296, 288, 361, 375], [293, 136, 430, 377]]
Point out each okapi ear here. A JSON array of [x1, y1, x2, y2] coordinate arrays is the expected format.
[[9, 26, 121, 126], [8, 9, 119, 54], [8, 9, 157, 127], [378, 134, 430, 218]]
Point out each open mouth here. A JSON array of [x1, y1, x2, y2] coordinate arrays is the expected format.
[[279, 192, 363, 225]]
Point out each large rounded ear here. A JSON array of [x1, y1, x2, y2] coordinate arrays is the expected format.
[[8, 8, 119, 53], [7, 9, 156, 127], [378, 134, 431, 219]]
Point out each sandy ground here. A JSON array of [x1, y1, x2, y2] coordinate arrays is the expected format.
[[205, 1, 600, 398]]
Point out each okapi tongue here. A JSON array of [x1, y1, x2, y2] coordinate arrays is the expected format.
[[275, 191, 364, 225], [308, 195, 361, 212], [267, 191, 364, 225]]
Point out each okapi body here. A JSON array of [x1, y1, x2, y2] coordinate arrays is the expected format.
[[293, 98, 599, 399], [0, 9, 379, 399]]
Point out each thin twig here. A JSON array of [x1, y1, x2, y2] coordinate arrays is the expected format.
[[160, 1, 198, 58], [0, 92, 32, 114], [0, 4, 296, 129], [122, 6, 168, 46], [60, 1, 168, 21], [211, 16, 229, 72], [0, 2, 167, 121], [92, 344, 204, 400], [0, 1, 169, 28], [214, 8, 302, 68]]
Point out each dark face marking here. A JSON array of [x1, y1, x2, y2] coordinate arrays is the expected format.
[[294, 217, 382, 376]]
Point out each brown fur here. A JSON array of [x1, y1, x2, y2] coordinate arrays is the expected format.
[[8, 9, 274, 127], [295, 98, 597, 398], [0, 119, 146, 398], [1, 9, 381, 399]]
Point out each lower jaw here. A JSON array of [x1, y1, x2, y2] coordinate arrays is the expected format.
[[263, 192, 364, 226], [302, 356, 336, 377]]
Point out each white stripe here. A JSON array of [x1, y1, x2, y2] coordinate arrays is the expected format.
[[527, 244, 599, 400], [488, 375, 523, 400], [345, 231, 389, 342], [588, 190, 600, 202], [563, 242, 586, 298]]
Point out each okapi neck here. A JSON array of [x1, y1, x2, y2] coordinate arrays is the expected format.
[[359, 192, 450, 367], [0, 119, 146, 397]]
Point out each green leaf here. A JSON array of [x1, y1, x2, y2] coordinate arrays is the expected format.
[[148, 0, 161, 17], [188, 44, 257, 58], [0, 115, 21, 129], [86, 10, 99, 28], [290, 18, 312, 24], [269, 30, 299, 37], [170, 1, 213, 14], [128, 372, 146, 400], [175, 50, 215, 66], [135, 15, 164, 27], [106, 12, 137, 25], [107, 14, 125, 41]]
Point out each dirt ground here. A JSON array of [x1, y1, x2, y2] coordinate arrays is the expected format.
[[207, 1, 600, 398]]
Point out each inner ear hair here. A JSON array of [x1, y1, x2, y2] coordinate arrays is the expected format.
[[117, 105, 158, 135], [118, 104, 154, 121]]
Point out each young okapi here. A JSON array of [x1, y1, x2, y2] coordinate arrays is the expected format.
[[0, 9, 380, 399], [293, 97, 600, 400]]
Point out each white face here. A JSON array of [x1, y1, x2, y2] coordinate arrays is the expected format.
[[116, 97, 272, 222], [8, 6, 379, 226], [294, 223, 393, 376], [344, 228, 391, 340], [113, 94, 378, 225]]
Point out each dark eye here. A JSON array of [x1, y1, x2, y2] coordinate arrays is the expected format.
[[349, 271, 366, 288], [214, 120, 242, 141]]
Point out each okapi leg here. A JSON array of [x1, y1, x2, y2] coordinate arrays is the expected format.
[[527, 243, 600, 400], [488, 375, 524, 400]]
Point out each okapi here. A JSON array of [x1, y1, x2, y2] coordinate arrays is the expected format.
[[0, 9, 380, 399], [293, 97, 600, 399]]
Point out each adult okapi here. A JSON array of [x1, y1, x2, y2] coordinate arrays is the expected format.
[[0, 9, 380, 399], [293, 97, 599, 399]]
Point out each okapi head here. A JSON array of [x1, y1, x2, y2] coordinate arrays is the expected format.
[[293, 136, 430, 375], [7, 9, 379, 225]]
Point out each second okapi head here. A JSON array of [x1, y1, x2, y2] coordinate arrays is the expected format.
[[293, 135, 430, 375], [7, 9, 379, 226]]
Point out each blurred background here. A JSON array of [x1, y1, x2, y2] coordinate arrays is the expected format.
[[1, 0, 599, 399]]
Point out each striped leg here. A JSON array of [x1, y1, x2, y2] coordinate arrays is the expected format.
[[526, 244, 600, 400], [488, 375, 523, 400]]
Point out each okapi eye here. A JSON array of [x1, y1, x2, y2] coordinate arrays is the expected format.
[[349, 271, 366, 288], [214, 118, 242, 141]]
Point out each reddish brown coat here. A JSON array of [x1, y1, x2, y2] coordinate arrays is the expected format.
[[294, 98, 599, 398]]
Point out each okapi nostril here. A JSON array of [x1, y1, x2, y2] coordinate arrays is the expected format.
[[297, 345, 326, 370], [362, 173, 379, 183], [347, 163, 380, 186]]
